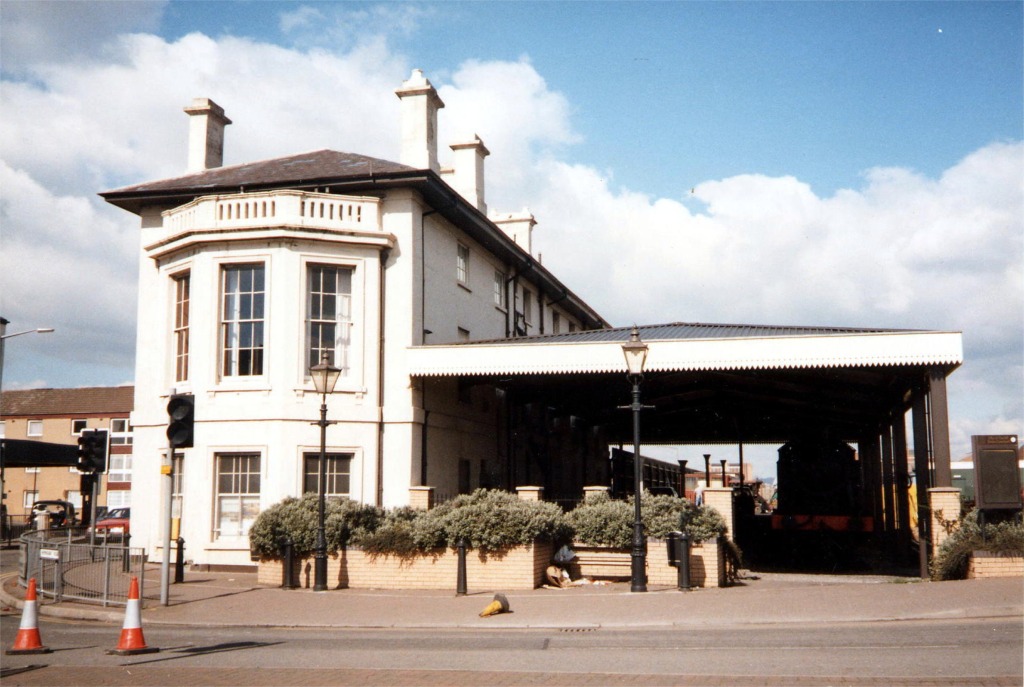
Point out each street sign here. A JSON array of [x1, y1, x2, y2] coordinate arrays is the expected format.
[[39, 548, 60, 561]]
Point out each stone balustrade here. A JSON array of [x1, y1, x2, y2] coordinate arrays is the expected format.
[[162, 190, 381, 235]]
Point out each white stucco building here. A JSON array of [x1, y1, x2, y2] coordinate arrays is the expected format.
[[102, 71, 607, 568], [103, 71, 962, 572]]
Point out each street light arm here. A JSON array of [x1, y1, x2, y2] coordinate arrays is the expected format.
[[0, 328, 54, 340]]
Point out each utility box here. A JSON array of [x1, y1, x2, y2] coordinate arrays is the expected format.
[[972, 435, 1022, 511]]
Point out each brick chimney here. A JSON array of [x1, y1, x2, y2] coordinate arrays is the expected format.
[[395, 69, 444, 172], [184, 98, 232, 173], [491, 210, 537, 255], [445, 135, 490, 213]]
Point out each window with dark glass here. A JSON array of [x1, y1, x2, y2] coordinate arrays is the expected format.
[[302, 452, 352, 498]]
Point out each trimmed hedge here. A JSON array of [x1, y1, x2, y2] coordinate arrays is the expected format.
[[251, 488, 729, 559], [248, 493, 383, 559], [568, 491, 727, 548]]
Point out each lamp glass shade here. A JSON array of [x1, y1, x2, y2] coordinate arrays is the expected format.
[[621, 326, 648, 376], [310, 354, 342, 395]]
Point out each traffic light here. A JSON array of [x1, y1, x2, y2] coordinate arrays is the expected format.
[[77, 430, 108, 473], [167, 394, 195, 448]]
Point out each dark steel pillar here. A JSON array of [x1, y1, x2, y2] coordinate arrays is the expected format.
[[928, 369, 952, 487], [881, 425, 896, 536], [911, 391, 933, 578]]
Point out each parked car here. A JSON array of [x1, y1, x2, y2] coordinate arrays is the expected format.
[[28, 500, 76, 528], [93, 507, 130, 535]]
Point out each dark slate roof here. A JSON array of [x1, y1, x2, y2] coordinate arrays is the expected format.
[[462, 321, 929, 346], [103, 150, 414, 196], [1, 387, 134, 417]]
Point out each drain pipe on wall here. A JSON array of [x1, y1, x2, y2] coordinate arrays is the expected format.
[[376, 247, 392, 508]]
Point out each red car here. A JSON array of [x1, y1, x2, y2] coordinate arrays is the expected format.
[[93, 507, 130, 535]]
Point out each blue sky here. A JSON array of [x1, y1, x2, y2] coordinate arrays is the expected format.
[[1, 1, 1021, 475], [152, 1, 1023, 199]]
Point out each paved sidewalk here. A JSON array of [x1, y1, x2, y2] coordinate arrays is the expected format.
[[2, 566, 1021, 629]]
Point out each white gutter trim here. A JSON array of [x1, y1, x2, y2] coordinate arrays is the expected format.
[[407, 330, 963, 376]]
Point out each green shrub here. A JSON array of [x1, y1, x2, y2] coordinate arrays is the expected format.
[[679, 503, 729, 543], [410, 489, 571, 553], [355, 507, 421, 557], [567, 491, 727, 547], [931, 509, 1024, 581], [566, 492, 633, 547], [248, 494, 384, 559]]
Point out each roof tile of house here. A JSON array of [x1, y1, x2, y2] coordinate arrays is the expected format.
[[1, 387, 134, 417]]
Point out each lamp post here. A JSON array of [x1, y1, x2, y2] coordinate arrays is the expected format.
[[621, 326, 649, 593], [0, 318, 54, 398], [0, 319, 54, 512], [310, 353, 340, 592]]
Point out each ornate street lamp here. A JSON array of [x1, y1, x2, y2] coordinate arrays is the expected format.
[[621, 325, 649, 593], [310, 352, 341, 592]]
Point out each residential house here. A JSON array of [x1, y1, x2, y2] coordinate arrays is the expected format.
[[0, 386, 134, 518]]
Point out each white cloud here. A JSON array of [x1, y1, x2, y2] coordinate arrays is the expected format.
[[0, 21, 1019, 458], [0, 161, 138, 372]]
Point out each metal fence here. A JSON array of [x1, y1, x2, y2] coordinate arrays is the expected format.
[[18, 527, 147, 607]]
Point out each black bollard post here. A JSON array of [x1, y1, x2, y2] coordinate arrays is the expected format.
[[280, 537, 296, 589], [677, 532, 692, 590], [174, 537, 186, 583], [456, 538, 468, 596]]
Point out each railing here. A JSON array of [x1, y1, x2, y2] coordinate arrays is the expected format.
[[163, 190, 381, 235], [19, 527, 146, 607]]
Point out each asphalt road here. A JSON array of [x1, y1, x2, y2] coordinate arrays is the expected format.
[[2, 614, 1021, 686]]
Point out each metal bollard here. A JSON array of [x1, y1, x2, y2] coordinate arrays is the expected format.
[[175, 537, 186, 583], [456, 538, 467, 596], [280, 537, 297, 589], [676, 532, 692, 590]]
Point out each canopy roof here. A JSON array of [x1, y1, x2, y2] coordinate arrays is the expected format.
[[410, 322, 962, 445]]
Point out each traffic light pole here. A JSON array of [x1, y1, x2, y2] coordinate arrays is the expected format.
[[162, 394, 193, 606], [160, 438, 174, 606]]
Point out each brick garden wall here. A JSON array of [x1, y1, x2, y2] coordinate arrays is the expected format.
[[573, 539, 724, 588], [967, 551, 1024, 579], [258, 541, 554, 591]]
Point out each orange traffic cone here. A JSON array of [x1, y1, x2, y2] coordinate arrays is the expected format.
[[107, 576, 159, 655], [478, 593, 510, 617], [6, 577, 52, 654]]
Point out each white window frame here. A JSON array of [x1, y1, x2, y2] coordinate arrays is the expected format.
[[24, 491, 39, 509], [552, 311, 561, 335], [456, 243, 469, 285], [220, 263, 266, 378], [106, 490, 132, 509], [27, 420, 43, 437], [214, 452, 262, 539], [305, 263, 354, 378], [108, 452, 132, 483], [173, 271, 191, 383], [493, 269, 507, 309], [71, 419, 88, 435], [301, 452, 353, 499], [110, 418, 132, 446], [522, 289, 533, 325]]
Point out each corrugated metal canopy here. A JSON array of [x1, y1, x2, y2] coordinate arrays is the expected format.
[[410, 322, 962, 444], [408, 322, 963, 377]]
